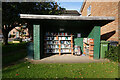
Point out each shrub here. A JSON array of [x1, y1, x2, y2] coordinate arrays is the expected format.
[[10, 35, 15, 38], [105, 45, 120, 62], [13, 38, 22, 42]]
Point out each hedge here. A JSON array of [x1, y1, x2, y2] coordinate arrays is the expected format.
[[105, 45, 120, 62]]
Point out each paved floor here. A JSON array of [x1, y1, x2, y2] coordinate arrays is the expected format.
[[28, 54, 109, 64]]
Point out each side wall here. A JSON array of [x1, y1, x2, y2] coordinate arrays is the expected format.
[[119, 2, 120, 43]]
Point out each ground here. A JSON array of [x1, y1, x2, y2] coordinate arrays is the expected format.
[[2, 42, 119, 79], [29, 54, 110, 63]]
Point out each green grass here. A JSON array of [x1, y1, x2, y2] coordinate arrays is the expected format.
[[2, 62, 118, 78]]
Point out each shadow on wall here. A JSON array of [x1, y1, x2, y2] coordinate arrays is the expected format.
[[101, 30, 116, 40]]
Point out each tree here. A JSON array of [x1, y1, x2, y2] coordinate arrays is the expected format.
[[2, 2, 24, 45], [15, 24, 27, 39], [2, 2, 65, 45]]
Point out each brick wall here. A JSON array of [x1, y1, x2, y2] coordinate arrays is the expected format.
[[81, 1, 119, 42], [118, 2, 120, 43]]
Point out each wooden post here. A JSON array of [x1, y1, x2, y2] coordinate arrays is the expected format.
[[33, 25, 40, 60], [59, 40, 61, 55], [44, 36, 46, 57], [71, 35, 73, 55], [89, 39, 94, 60], [83, 42, 86, 54]]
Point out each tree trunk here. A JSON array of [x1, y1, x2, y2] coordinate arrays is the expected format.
[[3, 31, 8, 45], [2, 25, 9, 45], [2, 24, 19, 45], [27, 23, 33, 41]]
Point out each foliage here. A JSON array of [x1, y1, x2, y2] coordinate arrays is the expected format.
[[105, 45, 120, 62], [15, 26, 28, 39], [13, 38, 22, 42], [2, 62, 118, 78], [9, 34, 15, 38], [2, 2, 65, 25], [2, 2, 65, 45]]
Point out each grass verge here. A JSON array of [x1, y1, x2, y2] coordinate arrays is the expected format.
[[2, 62, 118, 78]]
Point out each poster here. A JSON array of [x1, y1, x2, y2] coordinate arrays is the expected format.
[[77, 33, 81, 38]]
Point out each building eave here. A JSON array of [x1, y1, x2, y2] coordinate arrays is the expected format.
[[20, 14, 115, 21]]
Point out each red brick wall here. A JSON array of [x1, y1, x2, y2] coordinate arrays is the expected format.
[[81, 1, 119, 42], [118, 2, 120, 43]]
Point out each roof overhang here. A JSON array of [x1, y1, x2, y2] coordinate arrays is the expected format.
[[20, 14, 115, 27], [20, 14, 115, 21]]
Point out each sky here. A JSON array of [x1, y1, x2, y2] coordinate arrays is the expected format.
[[58, 2, 84, 12]]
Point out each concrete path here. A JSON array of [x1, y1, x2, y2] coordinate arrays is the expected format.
[[28, 54, 109, 64]]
